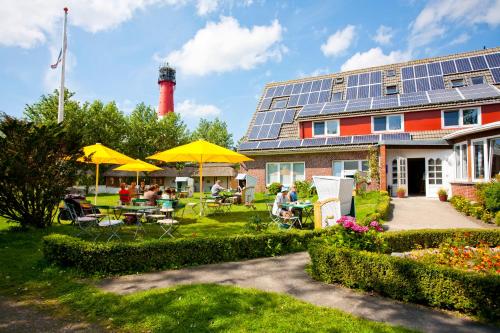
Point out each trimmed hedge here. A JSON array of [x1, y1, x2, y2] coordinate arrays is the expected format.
[[43, 231, 324, 275], [359, 191, 391, 224], [310, 229, 500, 320]]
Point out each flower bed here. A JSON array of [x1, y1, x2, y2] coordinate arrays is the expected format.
[[309, 227, 500, 320]]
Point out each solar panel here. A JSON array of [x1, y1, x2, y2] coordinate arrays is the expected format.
[[258, 124, 271, 139], [491, 68, 500, 84], [318, 90, 331, 103], [352, 134, 380, 144], [298, 93, 309, 105], [322, 101, 347, 115], [259, 98, 272, 110], [427, 88, 462, 103], [283, 84, 293, 96], [239, 141, 259, 150], [401, 67, 414, 80], [273, 109, 285, 123], [470, 55, 488, 70], [288, 94, 299, 107], [274, 85, 285, 97], [372, 95, 399, 109], [321, 78, 333, 90], [327, 136, 352, 145], [403, 80, 416, 93], [381, 133, 411, 141], [265, 87, 276, 98], [441, 60, 456, 74], [247, 126, 261, 140], [301, 81, 312, 93], [311, 80, 322, 92], [347, 75, 358, 87], [429, 76, 445, 90], [302, 138, 326, 147], [267, 124, 281, 139], [416, 77, 430, 92], [308, 91, 320, 104], [283, 109, 296, 123], [263, 111, 275, 124], [370, 71, 382, 84], [358, 73, 370, 85], [414, 64, 428, 78], [369, 84, 382, 97], [485, 53, 500, 68], [346, 87, 357, 99], [345, 98, 371, 112], [254, 112, 265, 125], [258, 140, 280, 149], [279, 139, 301, 148], [458, 84, 500, 99], [455, 58, 472, 72], [399, 91, 428, 106], [298, 104, 323, 117], [427, 62, 442, 76], [291, 83, 303, 94], [357, 85, 369, 99]]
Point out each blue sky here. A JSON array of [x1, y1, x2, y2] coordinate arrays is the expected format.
[[1, 0, 499, 141]]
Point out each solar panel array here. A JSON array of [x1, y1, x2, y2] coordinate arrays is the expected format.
[[297, 84, 500, 118], [239, 132, 412, 151], [259, 78, 333, 111], [346, 71, 382, 99], [247, 109, 295, 140]]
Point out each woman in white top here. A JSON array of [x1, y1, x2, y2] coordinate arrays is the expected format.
[[272, 187, 293, 217]]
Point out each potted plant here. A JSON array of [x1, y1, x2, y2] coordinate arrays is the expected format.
[[396, 186, 406, 198], [437, 188, 448, 202]]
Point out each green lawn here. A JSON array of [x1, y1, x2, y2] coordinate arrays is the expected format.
[[0, 191, 413, 332], [355, 191, 388, 222]]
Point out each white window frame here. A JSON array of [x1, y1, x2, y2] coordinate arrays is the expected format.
[[441, 107, 481, 129], [265, 162, 305, 186], [453, 141, 468, 180], [471, 135, 500, 182], [371, 114, 404, 133], [312, 119, 340, 137], [332, 160, 369, 177]]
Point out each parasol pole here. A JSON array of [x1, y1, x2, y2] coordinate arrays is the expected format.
[[95, 163, 99, 205], [136, 171, 139, 186], [199, 161, 203, 216]]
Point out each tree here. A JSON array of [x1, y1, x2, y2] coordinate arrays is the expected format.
[[0, 114, 81, 228], [24, 89, 82, 126], [191, 118, 234, 148], [80, 100, 127, 149]]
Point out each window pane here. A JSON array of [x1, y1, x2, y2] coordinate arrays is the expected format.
[[388, 115, 402, 130], [292, 163, 305, 183], [474, 142, 485, 179], [333, 161, 342, 177], [454, 146, 461, 178], [266, 163, 279, 184], [463, 109, 478, 125], [444, 111, 459, 127], [326, 120, 338, 135], [313, 122, 325, 136], [471, 76, 484, 85], [361, 160, 369, 171], [461, 144, 468, 179], [373, 117, 386, 131], [490, 138, 500, 179], [344, 161, 359, 170], [280, 163, 292, 186]]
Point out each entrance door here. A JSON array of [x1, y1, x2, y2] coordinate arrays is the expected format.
[[407, 158, 426, 196], [397, 157, 407, 196]]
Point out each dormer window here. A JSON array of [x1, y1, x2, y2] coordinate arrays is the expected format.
[[386, 85, 398, 95], [335, 77, 344, 84], [470, 76, 484, 85], [451, 79, 465, 88], [386, 69, 396, 77], [271, 98, 288, 109]]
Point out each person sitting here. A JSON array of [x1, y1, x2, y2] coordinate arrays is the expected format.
[[144, 184, 159, 206], [138, 181, 147, 195], [288, 185, 298, 203], [129, 181, 137, 199], [118, 183, 131, 205], [272, 187, 293, 218], [211, 180, 225, 198]]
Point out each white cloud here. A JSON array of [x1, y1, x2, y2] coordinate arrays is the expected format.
[[165, 16, 285, 76], [340, 47, 412, 72], [176, 99, 221, 118], [373, 25, 394, 45], [449, 32, 470, 46], [196, 0, 219, 15], [409, 0, 500, 48], [297, 67, 330, 78], [320, 25, 356, 57]]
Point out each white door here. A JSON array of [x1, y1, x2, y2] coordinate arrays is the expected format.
[[427, 158, 443, 197], [397, 157, 408, 196]]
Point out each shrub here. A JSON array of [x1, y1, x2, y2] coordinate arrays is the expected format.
[[481, 210, 493, 223], [309, 242, 500, 320], [267, 182, 282, 195], [245, 214, 269, 232], [294, 180, 312, 198], [483, 181, 500, 213], [359, 191, 390, 225], [43, 231, 325, 275], [496, 211, 500, 226]]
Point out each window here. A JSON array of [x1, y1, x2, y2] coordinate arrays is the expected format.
[[332, 160, 369, 177], [386, 85, 398, 95], [266, 162, 305, 186], [473, 141, 485, 179], [332, 92, 343, 101], [391, 159, 398, 185], [488, 138, 500, 179], [372, 114, 403, 132], [471, 76, 484, 85], [442, 108, 480, 128], [454, 143, 468, 180], [271, 98, 287, 109], [386, 69, 396, 77], [313, 120, 339, 136], [335, 77, 344, 84], [428, 158, 443, 185], [451, 78, 465, 88]]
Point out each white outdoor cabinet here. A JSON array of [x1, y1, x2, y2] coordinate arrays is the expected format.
[[236, 173, 257, 203], [175, 177, 194, 197], [312, 176, 354, 229]]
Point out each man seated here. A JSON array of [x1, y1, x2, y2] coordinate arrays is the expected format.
[[144, 184, 159, 206], [118, 183, 130, 205], [288, 185, 298, 203], [211, 180, 225, 198], [272, 187, 294, 219]]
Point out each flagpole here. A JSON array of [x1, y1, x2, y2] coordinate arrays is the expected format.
[[57, 7, 68, 124]]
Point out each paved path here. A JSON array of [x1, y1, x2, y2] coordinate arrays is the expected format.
[[386, 197, 491, 231], [98, 252, 497, 333]]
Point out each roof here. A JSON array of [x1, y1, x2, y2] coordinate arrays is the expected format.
[[192, 164, 236, 177], [106, 163, 238, 178], [442, 121, 500, 139], [239, 47, 500, 153], [149, 166, 194, 177], [102, 167, 146, 177]]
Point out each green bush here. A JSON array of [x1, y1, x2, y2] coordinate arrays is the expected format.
[[267, 182, 282, 195], [483, 181, 500, 213], [309, 241, 500, 320], [496, 211, 500, 226], [294, 180, 312, 198], [359, 191, 391, 225], [43, 231, 325, 275]]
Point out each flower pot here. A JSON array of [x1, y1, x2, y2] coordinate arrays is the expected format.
[[439, 194, 448, 202], [397, 192, 405, 198]]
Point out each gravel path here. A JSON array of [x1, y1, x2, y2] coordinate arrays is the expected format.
[[98, 252, 498, 333]]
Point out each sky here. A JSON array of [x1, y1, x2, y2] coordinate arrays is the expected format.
[[1, 0, 500, 141]]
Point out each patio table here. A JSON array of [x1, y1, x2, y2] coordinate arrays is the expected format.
[[281, 202, 314, 225], [108, 205, 158, 238]]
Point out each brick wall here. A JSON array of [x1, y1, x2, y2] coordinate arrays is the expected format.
[[244, 150, 380, 192], [450, 182, 477, 200]]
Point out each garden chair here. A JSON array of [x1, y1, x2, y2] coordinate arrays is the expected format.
[[67, 204, 99, 237], [181, 202, 198, 217], [97, 215, 124, 242], [156, 218, 179, 239], [266, 203, 280, 224]]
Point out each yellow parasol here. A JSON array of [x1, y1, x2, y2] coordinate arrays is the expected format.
[[147, 140, 252, 215], [78, 143, 136, 204], [113, 159, 162, 185]]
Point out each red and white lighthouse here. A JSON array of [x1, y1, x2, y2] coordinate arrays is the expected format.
[[157, 63, 176, 117]]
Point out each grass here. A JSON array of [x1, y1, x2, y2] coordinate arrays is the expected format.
[[355, 191, 388, 222], [0, 191, 414, 332]]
